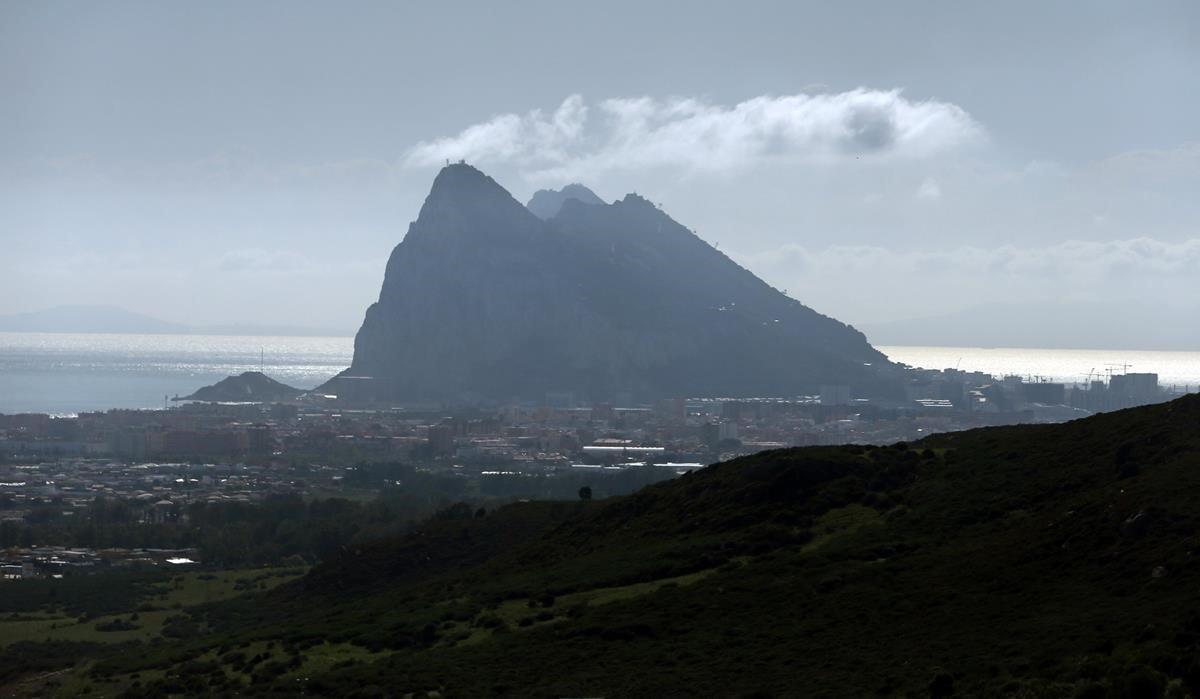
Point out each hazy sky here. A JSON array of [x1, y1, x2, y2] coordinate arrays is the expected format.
[[2, 1, 1198, 338]]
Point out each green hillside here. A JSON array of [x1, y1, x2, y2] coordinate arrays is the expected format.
[[10, 395, 1200, 697]]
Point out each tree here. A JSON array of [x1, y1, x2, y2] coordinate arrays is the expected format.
[[578, 486, 592, 501], [0, 520, 18, 547]]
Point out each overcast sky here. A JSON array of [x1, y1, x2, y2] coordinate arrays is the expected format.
[[2, 1, 1198, 341]]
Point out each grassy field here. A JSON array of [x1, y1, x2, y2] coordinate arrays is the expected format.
[[0, 610, 173, 647], [422, 561, 732, 654], [800, 502, 883, 554], [8, 396, 1200, 696], [0, 566, 306, 697], [0, 567, 304, 649], [37, 638, 387, 696]]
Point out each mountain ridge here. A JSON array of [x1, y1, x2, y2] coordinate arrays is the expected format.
[[0, 305, 351, 337], [0, 305, 188, 334], [327, 164, 895, 404], [526, 183, 606, 219]]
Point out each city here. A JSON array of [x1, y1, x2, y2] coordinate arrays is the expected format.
[[3, 3, 1198, 694], [2, 364, 1191, 580]]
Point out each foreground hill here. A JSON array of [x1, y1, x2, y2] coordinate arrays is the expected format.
[[61, 394, 1200, 697], [324, 164, 893, 404]]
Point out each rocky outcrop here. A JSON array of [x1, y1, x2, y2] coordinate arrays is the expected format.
[[526, 183, 606, 219], [324, 164, 895, 404], [178, 371, 303, 403]]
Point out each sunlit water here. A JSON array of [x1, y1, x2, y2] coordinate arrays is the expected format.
[[1, 333, 1198, 415], [879, 345, 1200, 389], [0, 332, 354, 415]]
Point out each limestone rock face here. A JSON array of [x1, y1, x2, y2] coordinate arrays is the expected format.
[[526, 183, 606, 219], [326, 164, 893, 404]]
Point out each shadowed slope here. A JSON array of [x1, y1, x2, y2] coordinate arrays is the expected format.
[[325, 164, 894, 404], [100, 395, 1200, 697]]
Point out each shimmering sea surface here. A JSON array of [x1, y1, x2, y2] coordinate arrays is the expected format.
[[1, 332, 1198, 415], [0, 332, 354, 414], [879, 345, 1200, 389]]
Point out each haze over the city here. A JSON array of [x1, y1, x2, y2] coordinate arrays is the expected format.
[[7, 6, 1200, 696], [2, 1, 1197, 347]]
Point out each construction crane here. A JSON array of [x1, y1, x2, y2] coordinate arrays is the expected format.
[[1105, 362, 1132, 380]]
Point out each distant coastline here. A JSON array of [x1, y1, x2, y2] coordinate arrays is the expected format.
[[1, 331, 1198, 416], [0, 331, 354, 415], [880, 344, 1200, 389], [0, 305, 353, 338]]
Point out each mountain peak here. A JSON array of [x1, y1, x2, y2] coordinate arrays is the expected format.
[[407, 163, 541, 243], [333, 167, 893, 404], [425, 163, 512, 204], [526, 183, 606, 219], [617, 192, 656, 208], [177, 371, 303, 403]]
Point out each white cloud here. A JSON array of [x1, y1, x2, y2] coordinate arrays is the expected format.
[[406, 95, 588, 169], [404, 90, 983, 178], [217, 248, 312, 273], [916, 177, 942, 200], [1092, 142, 1200, 177]]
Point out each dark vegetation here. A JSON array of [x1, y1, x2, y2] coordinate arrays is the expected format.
[[3, 491, 419, 566], [6, 395, 1200, 697], [1, 569, 168, 617], [2, 462, 672, 569], [0, 641, 115, 685]]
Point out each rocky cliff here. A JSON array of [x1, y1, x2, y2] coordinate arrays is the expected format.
[[325, 164, 894, 404]]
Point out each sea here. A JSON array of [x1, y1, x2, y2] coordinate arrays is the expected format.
[[880, 345, 1200, 390], [0, 332, 353, 415], [0, 332, 1198, 415]]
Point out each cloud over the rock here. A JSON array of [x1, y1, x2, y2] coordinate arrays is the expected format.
[[405, 90, 982, 177]]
